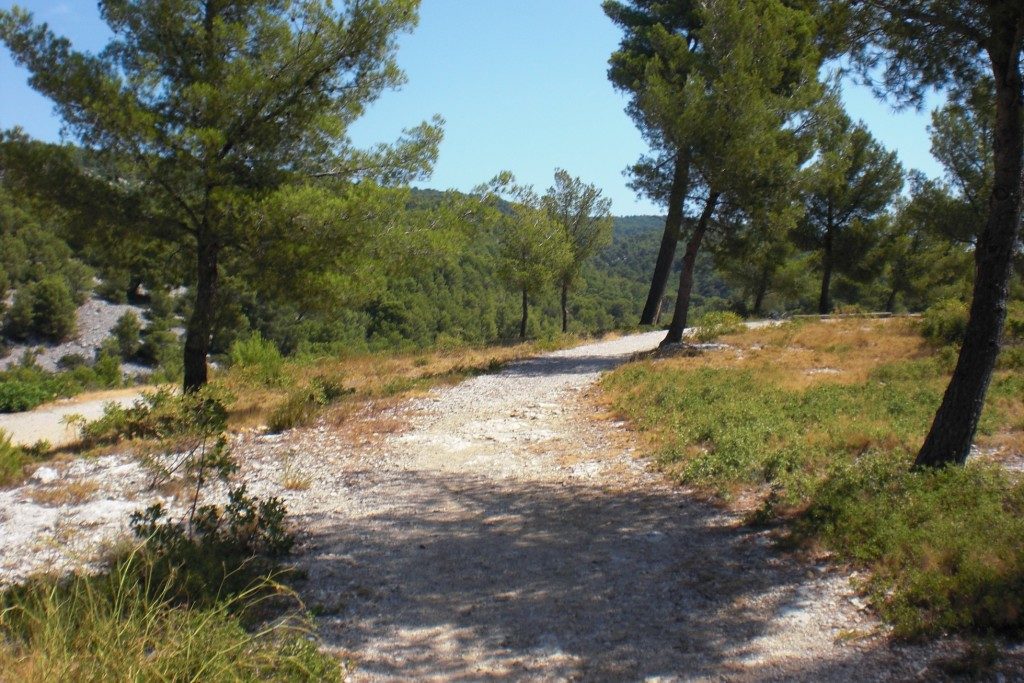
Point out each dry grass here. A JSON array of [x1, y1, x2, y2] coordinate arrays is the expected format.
[[26, 479, 99, 507], [708, 318, 931, 390]]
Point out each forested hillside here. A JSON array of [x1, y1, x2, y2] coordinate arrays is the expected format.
[[0, 180, 737, 371]]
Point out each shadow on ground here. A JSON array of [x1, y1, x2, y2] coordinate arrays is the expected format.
[[291, 469, 924, 681]]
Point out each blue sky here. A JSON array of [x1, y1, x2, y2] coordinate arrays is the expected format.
[[0, 0, 944, 215]]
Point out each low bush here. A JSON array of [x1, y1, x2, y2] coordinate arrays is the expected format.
[[0, 378, 56, 413], [691, 311, 744, 342], [76, 387, 227, 447], [5, 276, 78, 342], [0, 429, 27, 485], [602, 319, 1024, 636], [0, 359, 123, 414], [800, 458, 1024, 637], [267, 376, 351, 433], [112, 311, 143, 359], [229, 333, 284, 386], [920, 298, 968, 346], [139, 321, 179, 365]]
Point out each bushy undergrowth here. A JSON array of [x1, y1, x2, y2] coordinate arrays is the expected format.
[[800, 456, 1024, 637], [920, 298, 969, 346], [75, 387, 226, 447], [0, 358, 122, 413], [229, 333, 284, 386], [921, 298, 1024, 348], [4, 276, 79, 342], [0, 429, 27, 484], [267, 376, 351, 433], [602, 319, 1024, 636]]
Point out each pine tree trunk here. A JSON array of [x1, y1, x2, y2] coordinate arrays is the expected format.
[[520, 288, 528, 340], [818, 209, 834, 315], [753, 264, 770, 316], [183, 240, 219, 392], [663, 193, 719, 345], [561, 281, 569, 334], [640, 149, 691, 325], [885, 285, 898, 313], [915, 42, 1023, 468]]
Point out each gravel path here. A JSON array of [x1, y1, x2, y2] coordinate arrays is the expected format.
[[2, 331, 1016, 679], [233, 331, 972, 681], [0, 389, 144, 446]]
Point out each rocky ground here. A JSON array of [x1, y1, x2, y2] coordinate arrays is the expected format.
[[1, 331, 1022, 680]]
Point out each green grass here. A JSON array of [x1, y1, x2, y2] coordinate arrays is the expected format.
[[0, 554, 340, 682], [601, 318, 1024, 637], [0, 359, 123, 414]]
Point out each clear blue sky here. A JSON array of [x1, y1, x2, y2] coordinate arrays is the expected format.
[[0, 0, 944, 216]]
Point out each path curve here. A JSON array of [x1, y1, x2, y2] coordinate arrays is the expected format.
[[236, 330, 944, 681]]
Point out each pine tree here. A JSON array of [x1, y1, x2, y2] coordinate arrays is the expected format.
[[1, 1, 441, 390]]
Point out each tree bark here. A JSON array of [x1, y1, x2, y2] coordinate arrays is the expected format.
[[753, 264, 770, 316], [640, 149, 691, 325], [915, 34, 1023, 468], [884, 285, 898, 314], [663, 193, 719, 345], [520, 288, 529, 340], [561, 281, 569, 334], [183, 240, 219, 392], [818, 204, 834, 315]]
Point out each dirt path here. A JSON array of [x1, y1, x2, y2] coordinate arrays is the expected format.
[[0, 332, 993, 678], [0, 388, 145, 446], [233, 331, 954, 681]]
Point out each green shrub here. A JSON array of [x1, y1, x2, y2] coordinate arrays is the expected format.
[[267, 376, 350, 433], [57, 353, 88, 370], [921, 298, 968, 346], [147, 288, 177, 321], [139, 322, 179, 365], [800, 458, 1024, 637], [130, 485, 293, 605], [0, 430, 27, 485], [691, 311, 744, 343], [77, 387, 228, 447], [93, 349, 123, 388], [112, 311, 143, 359], [228, 333, 284, 386], [603, 332, 1024, 637], [5, 276, 78, 342], [267, 391, 318, 433], [0, 379, 56, 413], [95, 270, 130, 303]]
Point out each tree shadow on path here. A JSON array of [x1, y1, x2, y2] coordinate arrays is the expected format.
[[292, 469, 921, 681]]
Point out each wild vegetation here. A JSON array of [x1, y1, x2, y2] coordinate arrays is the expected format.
[[602, 316, 1024, 636]]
